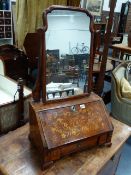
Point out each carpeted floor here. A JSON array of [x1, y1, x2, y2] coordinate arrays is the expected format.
[[116, 137, 131, 175]]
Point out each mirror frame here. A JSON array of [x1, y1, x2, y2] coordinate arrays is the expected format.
[[32, 5, 95, 103]]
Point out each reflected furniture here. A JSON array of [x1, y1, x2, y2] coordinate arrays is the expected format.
[[0, 74, 31, 134], [67, 53, 89, 80], [46, 82, 82, 99], [47, 88, 74, 99], [0, 118, 130, 175], [63, 68, 80, 87], [46, 73, 68, 83], [111, 61, 131, 126]]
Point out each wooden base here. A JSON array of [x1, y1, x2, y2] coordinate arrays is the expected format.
[[0, 118, 130, 175], [29, 93, 114, 169]]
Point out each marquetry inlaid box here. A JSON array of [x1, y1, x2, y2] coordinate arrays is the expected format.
[[29, 93, 113, 169]]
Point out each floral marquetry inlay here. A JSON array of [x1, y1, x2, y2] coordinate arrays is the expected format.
[[39, 102, 108, 149]]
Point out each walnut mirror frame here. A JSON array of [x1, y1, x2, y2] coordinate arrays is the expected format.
[[32, 6, 95, 103]]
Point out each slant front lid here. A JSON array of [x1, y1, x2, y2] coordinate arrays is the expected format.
[[38, 101, 111, 149]]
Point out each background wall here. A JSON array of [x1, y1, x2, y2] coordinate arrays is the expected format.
[[103, 0, 130, 12], [46, 12, 91, 56]]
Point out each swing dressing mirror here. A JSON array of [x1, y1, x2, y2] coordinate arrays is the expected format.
[[29, 6, 114, 169]]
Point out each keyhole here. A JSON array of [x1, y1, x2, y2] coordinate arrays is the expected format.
[[71, 105, 76, 112]]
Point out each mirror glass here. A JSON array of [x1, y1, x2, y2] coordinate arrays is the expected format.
[[45, 9, 91, 100]]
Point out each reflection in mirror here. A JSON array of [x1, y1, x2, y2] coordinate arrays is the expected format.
[[45, 9, 91, 100]]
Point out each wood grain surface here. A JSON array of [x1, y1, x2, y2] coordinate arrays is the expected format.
[[0, 118, 130, 175]]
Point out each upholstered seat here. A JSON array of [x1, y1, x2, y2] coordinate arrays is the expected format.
[[111, 61, 131, 126]]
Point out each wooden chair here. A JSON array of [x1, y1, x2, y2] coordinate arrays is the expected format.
[[92, 1, 118, 102], [64, 68, 79, 87], [0, 44, 28, 84], [23, 33, 40, 85]]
